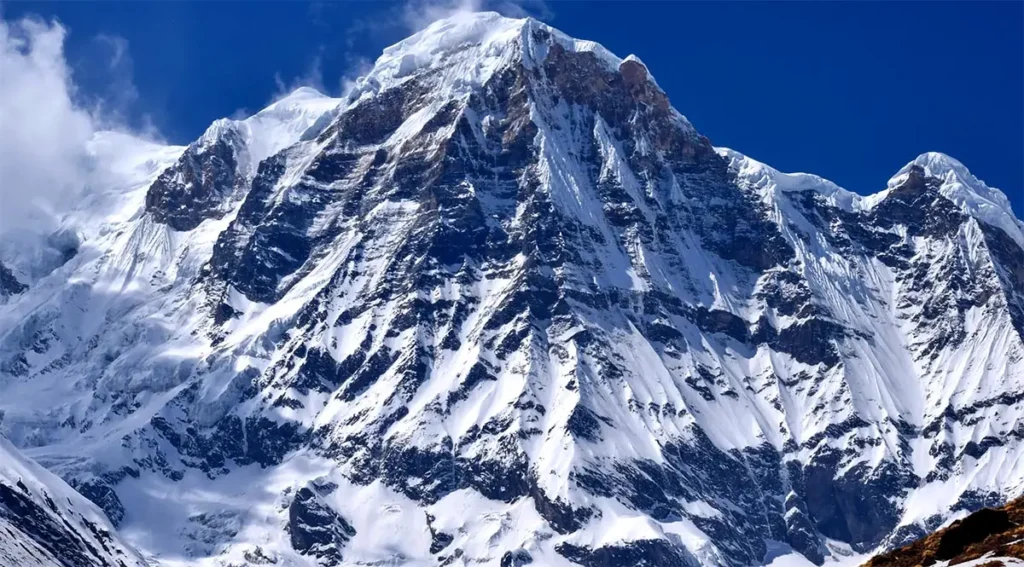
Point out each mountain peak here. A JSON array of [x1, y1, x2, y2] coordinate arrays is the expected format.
[[190, 87, 339, 179], [889, 151, 1023, 246], [283, 85, 328, 99], [724, 146, 1023, 247], [888, 151, 969, 189], [344, 11, 633, 105], [342, 11, 525, 100]]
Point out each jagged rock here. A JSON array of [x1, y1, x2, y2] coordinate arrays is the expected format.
[[287, 487, 355, 565], [556, 540, 696, 567], [0, 262, 26, 298], [863, 496, 1024, 566], [145, 123, 244, 231], [71, 480, 125, 528], [501, 549, 533, 566]]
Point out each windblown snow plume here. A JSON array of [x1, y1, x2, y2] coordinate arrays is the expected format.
[[0, 14, 168, 305]]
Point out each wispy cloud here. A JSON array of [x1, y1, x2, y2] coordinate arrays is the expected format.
[[344, 0, 549, 42], [0, 16, 96, 233], [400, 0, 551, 33], [0, 14, 152, 235], [89, 33, 141, 126], [271, 51, 327, 101], [339, 54, 372, 99], [333, 0, 550, 100], [400, 0, 486, 33]]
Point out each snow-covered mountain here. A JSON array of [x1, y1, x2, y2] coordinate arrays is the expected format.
[[0, 434, 146, 567], [1, 11, 1022, 567]]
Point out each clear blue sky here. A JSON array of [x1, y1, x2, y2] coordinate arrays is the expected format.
[[8, 1, 1023, 214]]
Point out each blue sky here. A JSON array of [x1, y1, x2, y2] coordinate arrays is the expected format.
[[5, 0, 1023, 214]]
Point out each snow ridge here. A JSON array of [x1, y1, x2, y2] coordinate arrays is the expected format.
[[720, 146, 1024, 246], [0, 435, 146, 567], [898, 151, 1024, 248]]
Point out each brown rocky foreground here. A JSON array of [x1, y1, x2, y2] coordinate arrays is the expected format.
[[863, 496, 1024, 567]]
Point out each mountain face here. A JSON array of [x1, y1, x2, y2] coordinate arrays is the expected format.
[[0, 435, 145, 567], [1, 12, 1023, 567]]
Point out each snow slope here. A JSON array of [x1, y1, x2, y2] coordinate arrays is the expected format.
[[0, 434, 145, 567]]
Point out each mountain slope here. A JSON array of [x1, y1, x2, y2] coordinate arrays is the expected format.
[[0, 12, 1022, 567], [863, 496, 1024, 567], [0, 434, 145, 567]]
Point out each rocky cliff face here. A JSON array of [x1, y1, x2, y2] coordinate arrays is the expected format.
[[0, 12, 1022, 567], [0, 262, 26, 301]]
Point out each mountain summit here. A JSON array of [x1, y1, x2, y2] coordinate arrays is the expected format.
[[1, 12, 1022, 567]]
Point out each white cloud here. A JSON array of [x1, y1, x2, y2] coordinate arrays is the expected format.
[[0, 16, 95, 233], [400, 0, 486, 33], [0, 14, 153, 238], [90, 33, 142, 126], [272, 52, 326, 101]]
